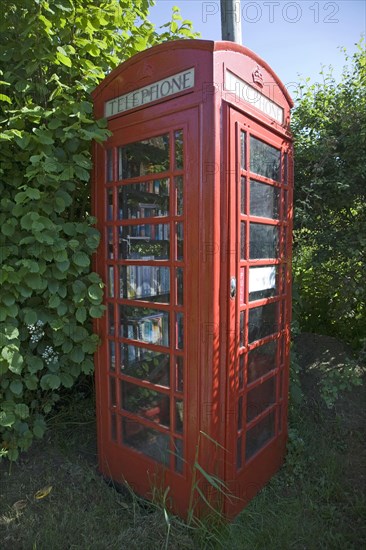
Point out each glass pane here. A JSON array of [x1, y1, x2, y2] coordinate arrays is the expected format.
[[241, 131, 246, 170], [174, 438, 184, 473], [250, 136, 280, 181], [106, 149, 113, 182], [120, 344, 170, 387], [237, 436, 243, 469], [175, 130, 183, 170], [248, 302, 278, 343], [122, 420, 170, 466], [121, 381, 170, 428], [107, 266, 114, 298], [248, 340, 277, 384], [117, 179, 169, 220], [109, 340, 116, 371], [110, 377, 116, 407], [245, 411, 275, 461], [176, 312, 184, 350], [249, 265, 278, 301], [176, 268, 183, 306], [238, 354, 244, 389], [240, 311, 245, 347], [119, 266, 170, 303], [118, 224, 169, 260], [107, 227, 114, 259], [250, 223, 279, 259], [175, 176, 183, 215], [176, 223, 183, 260], [237, 396, 243, 430], [241, 176, 246, 214], [250, 180, 279, 219], [107, 189, 113, 220], [175, 356, 184, 392], [120, 306, 169, 347], [118, 134, 169, 179], [111, 413, 117, 442], [247, 376, 276, 422], [240, 222, 246, 260], [240, 267, 245, 304], [175, 399, 184, 433], [108, 303, 115, 335]]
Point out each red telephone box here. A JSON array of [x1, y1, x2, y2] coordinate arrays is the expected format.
[[92, 40, 293, 519]]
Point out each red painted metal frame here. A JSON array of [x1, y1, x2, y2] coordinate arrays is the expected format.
[[92, 39, 293, 520]]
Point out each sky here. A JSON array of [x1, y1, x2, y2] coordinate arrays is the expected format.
[[149, 0, 365, 95]]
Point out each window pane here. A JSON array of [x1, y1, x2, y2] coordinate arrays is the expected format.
[[241, 176, 246, 214], [108, 303, 115, 336], [107, 227, 114, 259], [175, 176, 183, 215], [248, 340, 277, 384], [175, 356, 184, 392], [110, 377, 116, 407], [107, 189, 113, 220], [249, 265, 278, 301], [240, 311, 245, 347], [176, 267, 183, 305], [175, 399, 184, 433], [120, 306, 169, 347], [120, 344, 170, 387], [246, 376, 276, 422], [245, 411, 275, 461], [174, 130, 183, 170], [176, 223, 183, 260], [250, 136, 280, 181], [119, 266, 170, 303], [118, 224, 170, 260], [238, 354, 244, 389], [118, 134, 169, 179], [250, 180, 279, 219], [117, 179, 169, 220], [240, 222, 246, 260], [109, 340, 116, 371], [176, 312, 184, 350], [248, 302, 278, 343], [241, 132, 246, 170], [122, 420, 170, 466], [250, 223, 279, 259], [108, 265, 115, 298], [121, 381, 170, 428]]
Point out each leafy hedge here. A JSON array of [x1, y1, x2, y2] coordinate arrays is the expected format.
[[0, 0, 198, 460]]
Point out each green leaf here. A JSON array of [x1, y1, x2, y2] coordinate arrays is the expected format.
[[56, 47, 72, 67], [70, 346, 84, 363], [40, 373, 61, 390], [89, 305, 105, 318], [0, 93, 11, 104], [10, 380, 23, 396], [88, 283, 103, 301], [0, 411, 16, 427], [60, 372, 74, 388], [72, 251, 90, 268], [24, 310, 37, 325], [28, 356, 43, 374], [15, 404, 30, 419], [75, 307, 87, 323], [33, 417, 46, 438]]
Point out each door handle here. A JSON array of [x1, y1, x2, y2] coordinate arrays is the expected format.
[[230, 277, 237, 299]]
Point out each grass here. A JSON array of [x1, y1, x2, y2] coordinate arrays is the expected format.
[[1, 363, 365, 549]]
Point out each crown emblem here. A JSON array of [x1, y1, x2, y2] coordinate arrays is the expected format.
[[252, 66, 264, 88]]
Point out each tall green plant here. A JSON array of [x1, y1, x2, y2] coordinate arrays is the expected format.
[[0, 0, 198, 460]]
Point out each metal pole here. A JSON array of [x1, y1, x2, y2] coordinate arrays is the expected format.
[[220, 0, 242, 43]]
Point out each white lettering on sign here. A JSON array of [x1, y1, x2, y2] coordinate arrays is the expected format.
[[225, 70, 284, 124], [249, 266, 276, 293], [105, 68, 195, 117]]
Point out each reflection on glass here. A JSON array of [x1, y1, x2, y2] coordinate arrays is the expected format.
[[250, 223, 279, 259], [241, 222, 246, 260], [120, 306, 169, 347], [107, 227, 114, 259], [121, 381, 170, 428], [175, 130, 183, 170], [119, 266, 170, 303], [246, 376, 276, 422], [245, 411, 275, 461], [106, 149, 113, 182], [110, 377, 116, 406], [111, 413, 117, 442], [237, 436, 243, 469], [122, 420, 170, 466], [240, 268, 245, 304], [109, 340, 116, 371], [120, 344, 170, 387], [107, 189, 113, 220], [175, 400, 184, 433], [108, 266, 114, 298], [237, 396, 243, 430], [176, 223, 184, 260], [176, 313, 184, 350], [175, 176, 183, 216], [240, 311, 245, 347], [118, 134, 169, 179], [241, 132, 246, 170], [174, 438, 184, 473], [108, 303, 115, 335], [248, 340, 277, 384], [250, 136, 280, 181], [250, 180, 279, 219], [118, 179, 169, 220], [176, 268, 183, 305], [249, 265, 278, 301], [248, 302, 278, 343], [118, 224, 170, 260], [241, 176, 246, 214], [175, 356, 184, 392], [238, 354, 244, 389]]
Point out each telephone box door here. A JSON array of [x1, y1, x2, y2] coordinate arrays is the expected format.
[[94, 107, 200, 516], [225, 106, 292, 516]]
